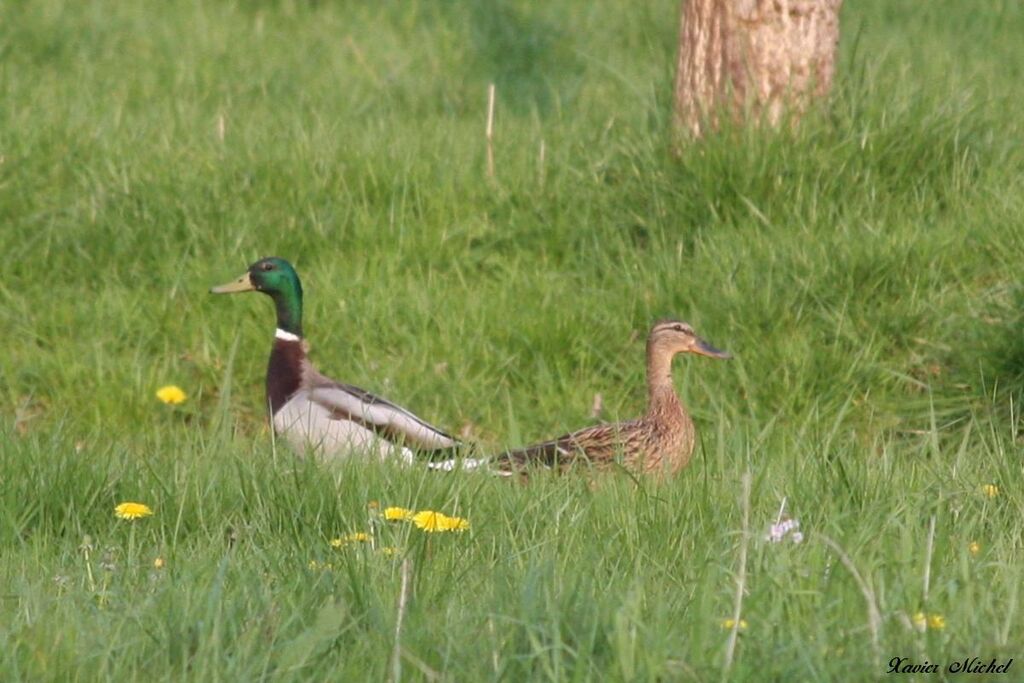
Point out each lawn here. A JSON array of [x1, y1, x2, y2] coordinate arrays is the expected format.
[[1, 0, 1023, 680]]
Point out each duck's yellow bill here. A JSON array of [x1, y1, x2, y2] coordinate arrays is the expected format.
[[210, 272, 255, 294]]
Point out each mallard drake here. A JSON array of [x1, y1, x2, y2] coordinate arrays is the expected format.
[[495, 320, 730, 476], [211, 257, 459, 463]]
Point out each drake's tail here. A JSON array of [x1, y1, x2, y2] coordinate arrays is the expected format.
[[425, 456, 496, 472]]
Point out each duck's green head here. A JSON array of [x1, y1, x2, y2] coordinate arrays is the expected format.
[[211, 257, 304, 337]]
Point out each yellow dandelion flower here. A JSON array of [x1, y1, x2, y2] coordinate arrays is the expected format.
[[308, 560, 335, 571], [913, 610, 929, 634], [969, 541, 981, 556], [384, 506, 414, 521], [911, 612, 945, 631], [410, 510, 470, 532], [720, 618, 748, 631], [982, 484, 999, 498], [114, 502, 153, 520], [440, 515, 470, 531], [329, 532, 370, 548], [156, 385, 187, 405], [412, 510, 447, 532], [153, 557, 165, 569]]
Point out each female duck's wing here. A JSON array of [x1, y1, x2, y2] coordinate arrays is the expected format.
[[496, 422, 630, 472], [306, 379, 458, 452]]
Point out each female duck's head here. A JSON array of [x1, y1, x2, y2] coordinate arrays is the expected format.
[[211, 257, 304, 337], [647, 320, 730, 360]]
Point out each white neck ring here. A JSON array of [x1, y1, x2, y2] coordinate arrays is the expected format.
[[275, 328, 300, 342]]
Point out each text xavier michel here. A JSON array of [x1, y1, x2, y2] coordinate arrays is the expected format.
[[888, 657, 1013, 675]]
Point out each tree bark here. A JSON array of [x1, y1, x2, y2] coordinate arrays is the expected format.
[[673, 0, 843, 139]]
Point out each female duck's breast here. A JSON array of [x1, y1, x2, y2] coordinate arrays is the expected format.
[[272, 393, 414, 463], [634, 413, 695, 474], [666, 413, 697, 472]]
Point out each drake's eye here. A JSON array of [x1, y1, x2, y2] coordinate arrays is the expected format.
[[262, 262, 274, 271]]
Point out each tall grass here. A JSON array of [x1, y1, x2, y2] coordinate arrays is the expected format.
[[1, 0, 1022, 680]]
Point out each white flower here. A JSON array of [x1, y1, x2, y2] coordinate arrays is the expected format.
[[766, 497, 803, 544]]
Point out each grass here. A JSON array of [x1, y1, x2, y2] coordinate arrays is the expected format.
[[1, 0, 1023, 680]]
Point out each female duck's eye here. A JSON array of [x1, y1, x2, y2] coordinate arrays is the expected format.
[[674, 325, 687, 333]]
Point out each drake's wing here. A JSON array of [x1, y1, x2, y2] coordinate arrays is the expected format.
[[307, 381, 458, 452]]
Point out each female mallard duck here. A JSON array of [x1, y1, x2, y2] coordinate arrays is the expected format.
[[211, 257, 458, 463], [495, 320, 730, 476]]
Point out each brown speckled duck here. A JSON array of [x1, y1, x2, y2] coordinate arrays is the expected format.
[[211, 257, 459, 463], [495, 320, 730, 476]]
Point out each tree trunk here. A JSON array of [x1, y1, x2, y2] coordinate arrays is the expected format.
[[673, 0, 843, 139]]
